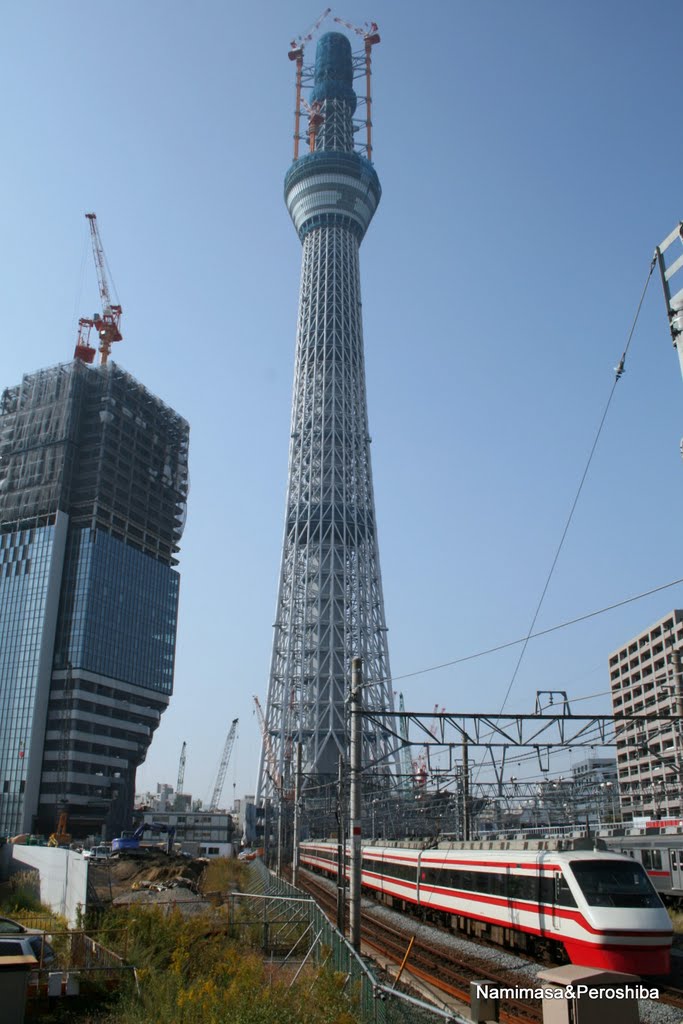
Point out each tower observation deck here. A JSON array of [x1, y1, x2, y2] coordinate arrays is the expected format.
[[257, 31, 397, 807]]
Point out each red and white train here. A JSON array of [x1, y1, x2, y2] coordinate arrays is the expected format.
[[300, 838, 673, 975]]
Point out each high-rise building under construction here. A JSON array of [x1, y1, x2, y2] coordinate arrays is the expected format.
[[257, 29, 396, 804], [0, 359, 189, 838]]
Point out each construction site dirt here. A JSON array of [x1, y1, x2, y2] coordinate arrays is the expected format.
[[88, 852, 213, 914]]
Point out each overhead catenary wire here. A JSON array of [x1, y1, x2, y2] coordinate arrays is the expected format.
[[495, 254, 658, 720], [387, 573, 683, 684]]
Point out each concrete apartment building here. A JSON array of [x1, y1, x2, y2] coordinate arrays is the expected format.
[[609, 610, 683, 820]]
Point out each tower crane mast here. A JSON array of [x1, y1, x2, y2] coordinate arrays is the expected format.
[[209, 718, 238, 811], [176, 741, 187, 794], [332, 17, 380, 161], [254, 696, 281, 789], [74, 213, 122, 366]]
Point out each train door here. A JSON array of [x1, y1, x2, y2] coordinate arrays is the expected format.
[[669, 849, 683, 893], [552, 872, 572, 932]]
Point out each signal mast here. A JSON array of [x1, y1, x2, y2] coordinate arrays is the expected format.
[[74, 212, 122, 366]]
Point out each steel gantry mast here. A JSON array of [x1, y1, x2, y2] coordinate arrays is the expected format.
[[257, 27, 397, 806]]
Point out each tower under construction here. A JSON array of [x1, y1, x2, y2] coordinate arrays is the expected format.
[[257, 28, 396, 805], [0, 360, 189, 838]]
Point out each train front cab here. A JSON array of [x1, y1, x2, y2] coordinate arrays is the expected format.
[[561, 856, 672, 975]]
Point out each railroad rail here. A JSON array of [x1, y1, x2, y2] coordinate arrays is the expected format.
[[297, 868, 542, 1024]]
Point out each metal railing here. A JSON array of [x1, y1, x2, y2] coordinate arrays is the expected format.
[[244, 860, 466, 1024]]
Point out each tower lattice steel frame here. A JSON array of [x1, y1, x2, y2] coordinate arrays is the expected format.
[[257, 32, 397, 805]]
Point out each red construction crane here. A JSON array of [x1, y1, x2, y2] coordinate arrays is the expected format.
[[74, 213, 122, 366], [332, 17, 380, 161], [301, 97, 324, 152], [288, 8, 332, 160]]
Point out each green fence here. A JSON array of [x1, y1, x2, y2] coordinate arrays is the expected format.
[[243, 861, 466, 1024]]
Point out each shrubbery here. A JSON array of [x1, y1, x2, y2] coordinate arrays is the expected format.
[[96, 904, 359, 1024]]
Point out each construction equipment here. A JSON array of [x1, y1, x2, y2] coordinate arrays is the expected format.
[[332, 17, 380, 160], [47, 804, 71, 848], [254, 696, 281, 790], [73, 213, 122, 366], [301, 97, 324, 152], [208, 718, 238, 811], [111, 821, 176, 856], [176, 741, 187, 795], [288, 8, 332, 160], [397, 693, 414, 793]]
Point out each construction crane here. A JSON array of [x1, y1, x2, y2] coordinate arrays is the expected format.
[[332, 17, 380, 161], [254, 696, 281, 790], [288, 8, 332, 160], [301, 97, 324, 152], [176, 741, 187, 795], [73, 213, 122, 366], [397, 693, 413, 794], [208, 718, 238, 811]]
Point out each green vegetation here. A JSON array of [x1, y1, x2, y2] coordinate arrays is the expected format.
[[93, 904, 359, 1024], [24, 858, 360, 1023], [199, 855, 247, 895]]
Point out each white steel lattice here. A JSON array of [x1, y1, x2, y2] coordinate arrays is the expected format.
[[257, 33, 396, 803]]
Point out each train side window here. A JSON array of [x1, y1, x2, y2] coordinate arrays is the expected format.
[[554, 872, 577, 907], [670, 851, 677, 870], [642, 850, 662, 871]]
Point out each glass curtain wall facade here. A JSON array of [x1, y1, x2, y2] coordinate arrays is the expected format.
[[0, 360, 188, 839]]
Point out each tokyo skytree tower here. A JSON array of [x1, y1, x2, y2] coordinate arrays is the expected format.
[[256, 28, 397, 803]]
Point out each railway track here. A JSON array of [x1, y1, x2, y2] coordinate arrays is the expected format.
[[296, 868, 543, 1024]]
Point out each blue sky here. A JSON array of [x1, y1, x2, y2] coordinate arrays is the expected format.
[[2, 2, 682, 805]]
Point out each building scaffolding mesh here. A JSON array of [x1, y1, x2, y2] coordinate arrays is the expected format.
[[0, 361, 189, 564]]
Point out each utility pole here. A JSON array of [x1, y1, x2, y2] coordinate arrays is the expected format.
[[277, 787, 283, 878], [292, 742, 302, 887], [337, 754, 345, 934], [349, 657, 362, 952], [462, 737, 470, 841]]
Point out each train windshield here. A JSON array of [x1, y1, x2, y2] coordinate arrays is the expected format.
[[569, 860, 662, 908]]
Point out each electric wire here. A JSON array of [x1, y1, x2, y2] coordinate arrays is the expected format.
[[389, 573, 683, 684], [496, 254, 658, 719]]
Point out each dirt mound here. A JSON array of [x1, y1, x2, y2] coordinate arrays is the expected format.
[[89, 853, 207, 904]]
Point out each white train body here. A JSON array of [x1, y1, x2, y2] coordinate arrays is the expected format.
[[300, 839, 673, 974]]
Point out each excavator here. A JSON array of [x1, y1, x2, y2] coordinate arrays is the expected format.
[[47, 806, 71, 848], [111, 821, 176, 856]]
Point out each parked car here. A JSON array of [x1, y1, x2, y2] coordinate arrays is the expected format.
[[83, 844, 111, 861], [0, 933, 56, 966]]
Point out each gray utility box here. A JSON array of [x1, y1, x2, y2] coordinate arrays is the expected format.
[[536, 966, 641, 1024], [0, 954, 37, 1024]]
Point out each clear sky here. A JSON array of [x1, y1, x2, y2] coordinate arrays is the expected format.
[[2, 1, 682, 805]]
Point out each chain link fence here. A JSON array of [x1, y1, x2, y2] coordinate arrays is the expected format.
[[243, 861, 466, 1024]]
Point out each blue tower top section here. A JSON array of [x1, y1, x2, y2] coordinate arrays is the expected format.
[[311, 32, 357, 115], [284, 31, 381, 244]]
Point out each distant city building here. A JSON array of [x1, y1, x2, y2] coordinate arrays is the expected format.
[[0, 360, 189, 839], [141, 810, 234, 856], [609, 610, 683, 820], [571, 756, 618, 822]]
